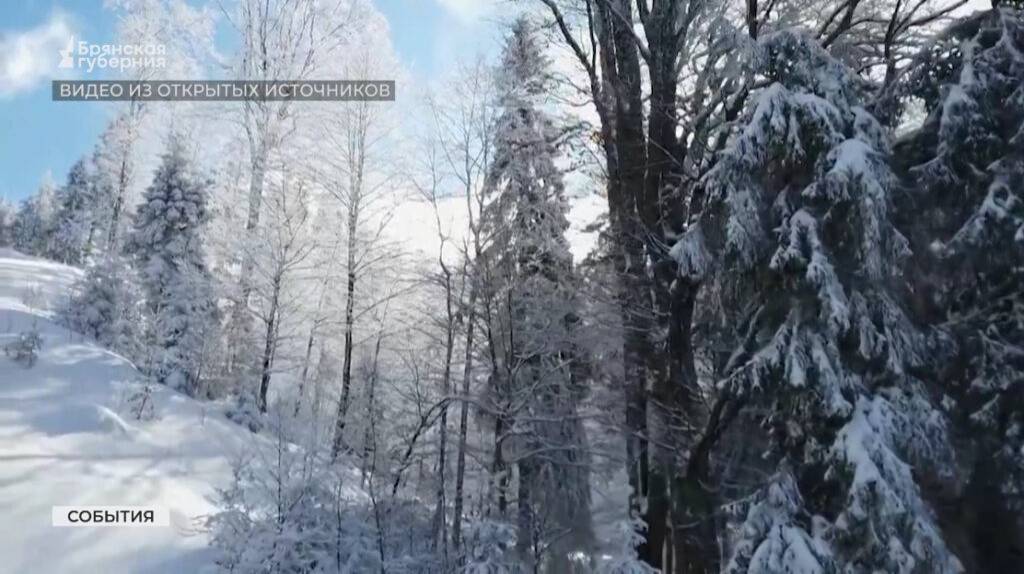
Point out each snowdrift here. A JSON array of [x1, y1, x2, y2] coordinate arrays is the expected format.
[[0, 249, 265, 573]]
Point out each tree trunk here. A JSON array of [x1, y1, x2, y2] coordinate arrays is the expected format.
[[296, 280, 329, 415], [451, 287, 477, 556], [331, 202, 360, 460], [241, 147, 267, 303], [493, 408, 509, 516], [257, 275, 281, 412], [516, 460, 536, 571], [106, 111, 136, 252], [295, 324, 316, 416], [331, 263, 356, 459], [432, 261, 457, 566]]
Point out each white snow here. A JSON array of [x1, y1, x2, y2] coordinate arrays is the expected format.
[[0, 249, 267, 573]]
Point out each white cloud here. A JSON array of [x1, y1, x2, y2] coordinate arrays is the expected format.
[[0, 14, 75, 98], [433, 0, 498, 23]]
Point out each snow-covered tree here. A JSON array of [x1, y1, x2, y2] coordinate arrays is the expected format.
[[595, 520, 660, 574], [63, 255, 144, 357], [51, 158, 99, 265], [478, 18, 593, 570], [209, 406, 381, 573], [91, 114, 138, 253], [250, 171, 318, 412], [228, 0, 365, 309], [674, 29, 962, 573], [893, 8, 1024, 571], [14, 176, 59, 256], [128, 136, 217, 395], [316, 44, 405, 460], [462, 519, 520, 573], [0, 198, 15, 247]]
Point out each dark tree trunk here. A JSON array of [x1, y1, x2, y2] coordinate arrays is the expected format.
[[257, 274, 281, 413], [539, 1, 719, 569], [516, 459, 536, 570], [330, 263, 356, 459], [331, 239, 357, 460]]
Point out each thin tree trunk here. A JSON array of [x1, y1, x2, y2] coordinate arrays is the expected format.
[[451, 287, 477, 556], [106, 109, 136, 252], [493, 403, 509, 516], [295, 325, 316, 416], [241, 147, 267, 302], [331, 263, 356, 458], [330, 113, 367, 461], [432, 259, 456, 566], [332, 198, 360, 459], [296, 285, 328, 415], [257, 275, 281, 412]]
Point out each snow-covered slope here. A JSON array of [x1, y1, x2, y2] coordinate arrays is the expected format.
[[0, 249, 260, 573]]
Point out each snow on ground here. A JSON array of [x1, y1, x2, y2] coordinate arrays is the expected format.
[[0, 249, 261, 573]]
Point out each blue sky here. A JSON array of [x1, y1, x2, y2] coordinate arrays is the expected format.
[[0, 0, 502, 202]]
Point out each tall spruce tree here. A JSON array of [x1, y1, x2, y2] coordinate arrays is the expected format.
[[479, 18, 593, 570], [128, 136, 217, 395], [894, 8, 1024, 570], [674, 30, 962, 573], [52, 158, 98, 265]]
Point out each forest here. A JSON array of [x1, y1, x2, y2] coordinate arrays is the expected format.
[[0, 0, 1021, 572]]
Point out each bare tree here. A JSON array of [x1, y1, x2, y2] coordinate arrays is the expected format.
[[250, 169, 318, 412], [216, 0, 365, 395], [314, 51, 402, 459], [427, 58, 499, 561]]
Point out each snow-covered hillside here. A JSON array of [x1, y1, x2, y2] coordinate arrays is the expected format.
[[0, 249, 261, 573]]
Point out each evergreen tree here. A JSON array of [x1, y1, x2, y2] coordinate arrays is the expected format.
[[63, 254, 144, 358], [0, 198, 15, 247], [128, 136, 217, 395], [894, 8, 1024, 570], [52, 158, 99, 264], [14, 177, 58, 256], [479, 18, 592, 570], [674, 30, 962, 573]]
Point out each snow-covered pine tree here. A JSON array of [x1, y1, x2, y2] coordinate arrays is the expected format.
[[594, 520, 659, 574], [673, 29, 963, 573], [478, 17, 593, 570], [0, 198, 15, 247], [128, 135, 217, 396], [64, 254, 144, 358], [14, 177, 59, 256], [893, 8, 1024, 570], [157, 264, 219, 395], [51, 158, 99, 265]]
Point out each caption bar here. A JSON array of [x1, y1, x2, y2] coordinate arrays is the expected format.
[[52, 506, 170, 527], [52, 80, 396, 102]]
